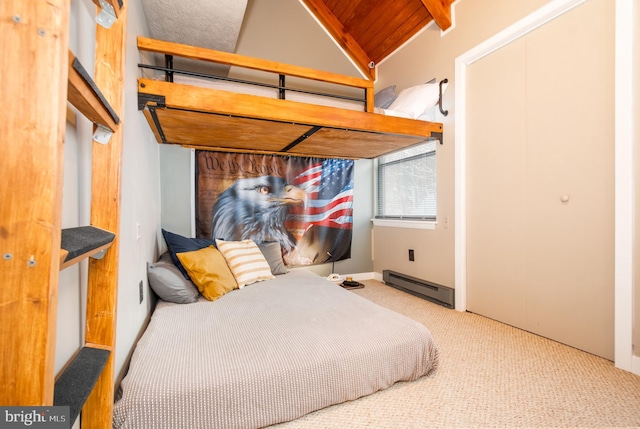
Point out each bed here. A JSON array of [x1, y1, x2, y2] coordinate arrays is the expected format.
[[112, 268, 439, 429], [136, 37, 445, 159]]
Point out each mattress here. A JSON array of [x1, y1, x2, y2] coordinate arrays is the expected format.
[[112, 270, 439, 429]]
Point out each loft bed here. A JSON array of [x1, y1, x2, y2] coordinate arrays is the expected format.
[[137, 37, 444, 159]]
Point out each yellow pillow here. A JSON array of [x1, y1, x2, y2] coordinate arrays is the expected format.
[[176, 246, 237, 301], [215, 239, 275, 289]]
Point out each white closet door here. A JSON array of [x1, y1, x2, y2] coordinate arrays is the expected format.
[[522, 0, 614, 358], [466, 0, 614, 359], [466, 38, 528, 329]]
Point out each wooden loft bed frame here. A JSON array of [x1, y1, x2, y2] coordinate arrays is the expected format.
[[1, 1, 126, 428], [137, 37, 443, 159]]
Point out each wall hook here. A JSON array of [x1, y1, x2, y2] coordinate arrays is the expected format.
[[438, 79, 449, 116]]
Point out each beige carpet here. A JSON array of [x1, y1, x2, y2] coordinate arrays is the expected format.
[[271, 279, 640, 429]]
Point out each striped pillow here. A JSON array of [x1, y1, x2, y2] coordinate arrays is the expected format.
[[215, 239, 275, 288]]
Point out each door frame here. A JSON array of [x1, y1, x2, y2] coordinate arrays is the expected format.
[[453, 0, 635, 373]]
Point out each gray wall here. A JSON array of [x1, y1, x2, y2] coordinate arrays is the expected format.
[[235, 0, 361, 78], [159, 145, 193, 239], [633, 0, 640, 362]]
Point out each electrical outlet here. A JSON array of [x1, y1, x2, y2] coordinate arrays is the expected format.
[[408, 249, 415, 261], [443, 217, 449, 228], [139, 280, 143, 304]]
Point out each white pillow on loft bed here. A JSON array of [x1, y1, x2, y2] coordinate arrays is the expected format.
[[387, 81, 448, 119]]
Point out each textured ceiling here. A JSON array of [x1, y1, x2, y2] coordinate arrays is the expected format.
[[141, 0, 248, 76]]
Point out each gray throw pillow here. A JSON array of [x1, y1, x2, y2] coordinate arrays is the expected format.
[[147, 253, 200, 303], [374, 85, 398, 109], [257, 242, 288, 275]]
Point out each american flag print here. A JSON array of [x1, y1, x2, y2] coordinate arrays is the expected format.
[[289, 158, 354, 231], [195, 150, 353, 266]]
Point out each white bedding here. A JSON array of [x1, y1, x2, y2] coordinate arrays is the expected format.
[[112, 270, 439, 429]]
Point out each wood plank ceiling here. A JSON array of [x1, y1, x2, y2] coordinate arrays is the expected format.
[[301, 0, 454, 80]]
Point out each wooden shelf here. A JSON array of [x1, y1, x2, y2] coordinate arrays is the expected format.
[[60, 226, 116, 270], [54, 346, 111, 425], [67, 50, 120, 132]]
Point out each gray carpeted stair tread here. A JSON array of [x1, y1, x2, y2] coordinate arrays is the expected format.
[[54, 346, 110, 425], [61, 226, 116, 262]]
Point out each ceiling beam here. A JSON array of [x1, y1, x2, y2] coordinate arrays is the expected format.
[[300, 0, 376, 81], [419, 0, 452, 31]]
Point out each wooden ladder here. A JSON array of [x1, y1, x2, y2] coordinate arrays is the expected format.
[[0, 1, 127, 428]]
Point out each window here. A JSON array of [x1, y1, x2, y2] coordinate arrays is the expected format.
[[375, 140, 436, 220]]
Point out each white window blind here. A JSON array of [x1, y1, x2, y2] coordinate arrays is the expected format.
[[375, 140, 437, 220]]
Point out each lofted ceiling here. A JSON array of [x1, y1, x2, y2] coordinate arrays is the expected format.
[[300, 0, 455, 80], [140, 0, 454, 81]]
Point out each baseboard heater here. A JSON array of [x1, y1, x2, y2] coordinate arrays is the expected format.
[[383, 270, 454, 309]]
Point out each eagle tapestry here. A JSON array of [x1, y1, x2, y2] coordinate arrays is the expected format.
[[195, 151, 354, 266]]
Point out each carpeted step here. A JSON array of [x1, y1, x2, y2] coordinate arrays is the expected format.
[[60, 226, 116, 269], [54, 346, 111, 425]]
